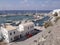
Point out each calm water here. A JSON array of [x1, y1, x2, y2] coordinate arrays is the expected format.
[[0, 10, 51, 25], [33, 16, 50, 26], [0, 15, 50, 27], [0, 15, 34, 24]]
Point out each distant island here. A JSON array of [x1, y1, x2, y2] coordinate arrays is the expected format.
[[0, 10, 52, 15]]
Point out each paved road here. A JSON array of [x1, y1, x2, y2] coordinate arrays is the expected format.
[[10, 32, 43, 45]]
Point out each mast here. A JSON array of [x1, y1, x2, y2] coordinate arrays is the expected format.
[[36, 8, 37, 15]]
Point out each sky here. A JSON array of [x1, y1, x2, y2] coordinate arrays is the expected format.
[[0, 0, 60, 10]]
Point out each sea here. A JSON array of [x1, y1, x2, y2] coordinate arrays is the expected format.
[[0, 10, 52, 25]]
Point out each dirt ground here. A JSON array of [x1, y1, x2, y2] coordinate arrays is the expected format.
[[0, 42, 8, 45]]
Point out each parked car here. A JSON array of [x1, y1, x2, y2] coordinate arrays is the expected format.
[[26, 33, 33, 38]]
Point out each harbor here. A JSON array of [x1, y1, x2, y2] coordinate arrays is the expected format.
[[0, 9, 60, 45], [0, 11, 50, 43], [0, 0, 60, 45]]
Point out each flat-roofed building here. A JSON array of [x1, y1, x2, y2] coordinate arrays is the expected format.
[[0, 24, 20, 43], [18, 22, 34, 36], [0, 21, 34, 43]]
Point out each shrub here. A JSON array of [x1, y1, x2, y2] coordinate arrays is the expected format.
[[44, 21, 53, 28], [53, 12, 58, 17]]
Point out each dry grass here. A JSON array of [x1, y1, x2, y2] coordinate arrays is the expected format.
[[54, 16, 60, 23], [43, 21, 53, 28]]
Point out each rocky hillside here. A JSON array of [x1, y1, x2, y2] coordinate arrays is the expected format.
[[39, 19, 60, 45]]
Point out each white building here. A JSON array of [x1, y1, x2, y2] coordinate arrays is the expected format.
[[18, 22, 34, 36], [52, 9, 60, 16], [0, 21, 34, 43], [0, 24, 20, 43]]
